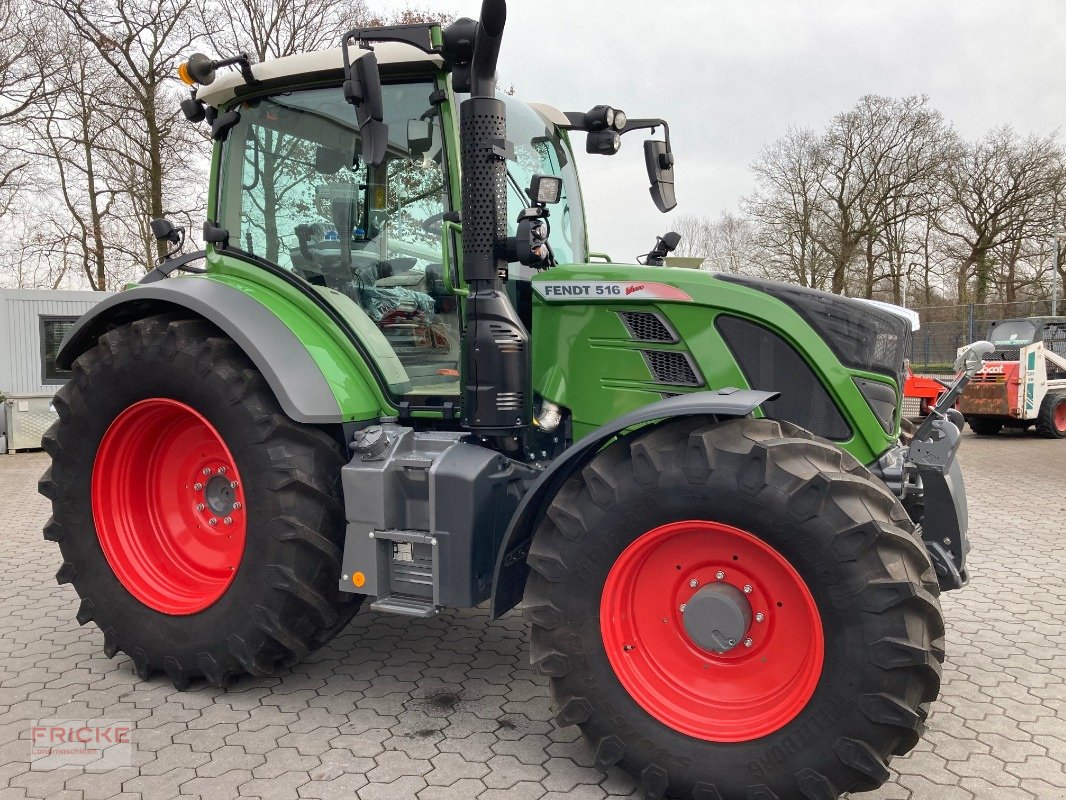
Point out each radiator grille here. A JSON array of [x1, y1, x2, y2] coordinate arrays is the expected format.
[[618, 311, 677, 343], [642, 350, 702, 386]]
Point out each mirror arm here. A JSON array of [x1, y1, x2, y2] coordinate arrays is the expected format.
[[339, 24, 441, 57], [619, 118, 671, 147]]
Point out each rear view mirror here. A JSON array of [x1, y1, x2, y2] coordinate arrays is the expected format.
[[644, 139, 676, 213], [342, 49, 388, 167], [407, 119, 433, 158], [314, 146, 347, 174]]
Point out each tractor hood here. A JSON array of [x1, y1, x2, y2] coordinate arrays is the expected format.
[[718, 274, 914, 384]]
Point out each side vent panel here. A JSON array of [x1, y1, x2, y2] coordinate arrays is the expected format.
[[642, 350, 703, 387], [618, 311, 678, 343]]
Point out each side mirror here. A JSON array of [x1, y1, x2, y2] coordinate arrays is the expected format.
[[150, 218, 183, 245], [954, 340, 994, 377], [644, 139, 676, 213], [407, 119, 433, 158], [343, 50, 388, 167]]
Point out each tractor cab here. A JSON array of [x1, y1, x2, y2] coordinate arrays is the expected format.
[[199, 46, 588, 397]]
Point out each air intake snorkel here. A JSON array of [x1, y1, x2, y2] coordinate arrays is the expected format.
[[458, 0, 532, 439]]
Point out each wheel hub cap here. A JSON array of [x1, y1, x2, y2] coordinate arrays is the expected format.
[[682, 582, 752, 653]]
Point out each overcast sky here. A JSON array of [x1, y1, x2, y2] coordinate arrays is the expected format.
[[381, 0, 1065, 260]]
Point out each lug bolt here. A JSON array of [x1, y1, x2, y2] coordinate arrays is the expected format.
[[715, 570, 725, 581], [744, 638, 753, 648], [679, 603, 686, 612], [193, 482, 203, 491], [232, 502, 241, 510], [727, 637, 736, 646], [223, 517, 232, 525], [196, 503, 205, 512], [743, 584, 753, 594], [202, 467, 212, 476], [755, 612, 765, 623], [217, 466, 227, 475], [208, 517, 218, 526], [689, 578, 699, 588], [230, 481, 238, 489]]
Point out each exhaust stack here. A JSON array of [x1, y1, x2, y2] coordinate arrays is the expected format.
[[459, 0, 531, 436]]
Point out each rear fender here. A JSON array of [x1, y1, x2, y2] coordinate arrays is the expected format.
[[57, 279, 385, 424], [488, 389, 778, 618]]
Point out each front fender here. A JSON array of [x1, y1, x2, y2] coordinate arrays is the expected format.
[[489, 389, 778, 618], [58, 278, 382, 424]]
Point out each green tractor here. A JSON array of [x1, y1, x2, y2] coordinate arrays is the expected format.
[[41, 3, 983, 797]]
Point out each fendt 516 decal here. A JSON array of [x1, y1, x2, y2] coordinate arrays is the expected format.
[[533, 281, 693, 302]]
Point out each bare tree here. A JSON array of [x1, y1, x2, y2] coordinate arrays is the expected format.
[[671, 213, 713, 261], [938, 126, 1065, 304], [48, 0, 203, 264], [26, 22, 127, 290], [810, 95, 952, 296], [746, 127, 832, 288]]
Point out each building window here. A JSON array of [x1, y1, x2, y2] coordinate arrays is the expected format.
[[40, 316, 78, 385]]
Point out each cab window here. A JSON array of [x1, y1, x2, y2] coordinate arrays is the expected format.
[[502, 97, 587, 268], [217, 81, 460, 396]]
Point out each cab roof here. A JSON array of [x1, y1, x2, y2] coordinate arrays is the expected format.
[[197, 43, 443, 107], [195, 45, 570, 132]]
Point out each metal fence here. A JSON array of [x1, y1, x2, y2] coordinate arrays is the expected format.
[[908, 299, 1054, 372]]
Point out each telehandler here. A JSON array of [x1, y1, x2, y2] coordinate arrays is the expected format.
[[41, 3, 987, 797]]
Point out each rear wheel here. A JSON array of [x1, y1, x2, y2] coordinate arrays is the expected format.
[[1036, 393, 1066, 439], [40, 315, 360, 688], [968, 417, 1003, 436], [525, 417, 943, 800]]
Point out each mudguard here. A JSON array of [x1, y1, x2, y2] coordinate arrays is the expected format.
[[57, 279, 359, 424], [489, 388, 778, 618]]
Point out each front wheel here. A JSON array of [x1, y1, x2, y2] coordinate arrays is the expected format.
[[525, 417, 944, 800], [1036, 393, 1066, 439], [40, 315, 360, 688]]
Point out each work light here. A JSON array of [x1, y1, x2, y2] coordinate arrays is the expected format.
[[586, 129, 621, 155], [527, 174, 563, 205]]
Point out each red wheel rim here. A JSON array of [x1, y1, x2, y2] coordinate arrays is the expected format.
[[1055, 401, 1066, 432], [92, 398, 247, 615], [600, 520, 824, 742]]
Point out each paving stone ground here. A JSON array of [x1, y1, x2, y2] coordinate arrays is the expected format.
[[1, 431, 1064, 800]]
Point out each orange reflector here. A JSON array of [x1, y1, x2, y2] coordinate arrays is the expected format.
[[437, 369, 459, 377], [177, 62, 195, 86], [352, 572, 366, 588]]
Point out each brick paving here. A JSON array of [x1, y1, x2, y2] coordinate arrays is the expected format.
[[1, 431, 1064, 799]]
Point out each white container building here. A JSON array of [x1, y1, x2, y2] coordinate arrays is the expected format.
[[0, 289, 113, 452]]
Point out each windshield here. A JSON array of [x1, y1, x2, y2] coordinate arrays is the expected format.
[[501, 96, 586, 267], [988, 320, 1038, 347], [217, 81, 461, 396]]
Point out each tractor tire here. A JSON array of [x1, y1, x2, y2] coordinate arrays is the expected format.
[[39, 315, 360, 688], [525, 417, 943, 800], [1035, 393, 1066, 439], [968, 417, 1002, 436]]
